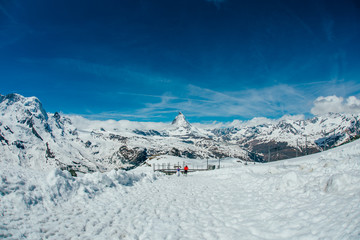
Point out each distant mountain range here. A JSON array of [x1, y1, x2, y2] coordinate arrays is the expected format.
[[1, 93, 359, 173]]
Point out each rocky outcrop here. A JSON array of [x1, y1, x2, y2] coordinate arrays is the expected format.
[[110, 146, 148, 169]]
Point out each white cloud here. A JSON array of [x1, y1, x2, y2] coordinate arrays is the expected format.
[[311, 95, 360, 115], [279, 114, 305, 122], [347, 96, 360, 111]]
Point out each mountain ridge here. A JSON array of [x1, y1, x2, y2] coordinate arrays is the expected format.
[[1, 93, 359, 173]]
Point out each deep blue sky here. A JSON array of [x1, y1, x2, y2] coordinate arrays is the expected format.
[[1, 0, 360, 122]]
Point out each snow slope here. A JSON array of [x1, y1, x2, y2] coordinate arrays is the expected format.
[[1, 139, 360, 239]]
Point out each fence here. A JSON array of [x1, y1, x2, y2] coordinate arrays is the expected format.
[[153, 162, 216, 175]]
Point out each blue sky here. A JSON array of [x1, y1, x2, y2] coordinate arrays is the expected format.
[[1, 0, 360, 122]]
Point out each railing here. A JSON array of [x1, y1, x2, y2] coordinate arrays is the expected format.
[[153, 163, 215, 175]]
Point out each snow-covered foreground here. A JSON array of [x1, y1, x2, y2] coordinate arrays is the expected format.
[[1, 140, 360, 239]]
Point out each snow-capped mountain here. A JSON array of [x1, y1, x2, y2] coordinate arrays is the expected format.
[[171, 112, 191, 128], [211, 113, 360, 162], [0, 93, 101, 172], [0, 94, 248, 172], [168, 112, 208, 137], [1, 93, 359, 173]]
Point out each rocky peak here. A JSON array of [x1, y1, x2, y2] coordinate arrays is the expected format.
[[1, 93, 23, 105], [171, 112, 191, 129], [53, 112, 61, 121]]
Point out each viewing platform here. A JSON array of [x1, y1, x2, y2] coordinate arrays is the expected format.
[[153, 163, 216, 175]]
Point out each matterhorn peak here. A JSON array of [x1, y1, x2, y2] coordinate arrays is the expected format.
[[171, 112, 191, 129]]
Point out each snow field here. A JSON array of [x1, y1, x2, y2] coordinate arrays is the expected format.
[[1, 140, 360, 239]]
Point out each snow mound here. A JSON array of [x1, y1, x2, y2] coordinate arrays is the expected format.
[[0, 164, 161, 210]]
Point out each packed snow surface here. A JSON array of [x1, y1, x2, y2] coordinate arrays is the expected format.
[[1, 140, 360, 239]]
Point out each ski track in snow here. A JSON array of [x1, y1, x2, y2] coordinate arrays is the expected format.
[[1, 141, 360, 239]]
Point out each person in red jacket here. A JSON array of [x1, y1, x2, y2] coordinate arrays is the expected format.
[[184, 165, 189, 175]]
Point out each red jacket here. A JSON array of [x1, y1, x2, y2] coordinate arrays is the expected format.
[[184, 166, 189, 171]]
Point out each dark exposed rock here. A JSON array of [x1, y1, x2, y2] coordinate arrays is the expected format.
[[44, 123, 52, 133], [46, 142, 55, 158], [182, 150, 198, 158], [249, 140, 319, 162], [91, 131, 103, 138], [170, 148, 181, 157], [112, 146, 148, 167], [133, 129, 164, 136], [212, 127, 239, 137], [69, 129, 78, 136], [32, 127, 43, 141], [4, 125, 13, 134], [13, 140, 25, 149], [109, 134, 127, 142], [53, 112, 62, 129], [25, 117, 34, 128], [53, 112, 61, 121], [0, 131, 9, 145], [68, 169, 77, 177], [4, 93, 22, 103], [85, 141, 92, 148], [315, 134, 343, 150]]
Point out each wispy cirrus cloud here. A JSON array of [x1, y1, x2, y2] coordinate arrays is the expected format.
[[134, 80, 360, 120], [51, 58, 171, 85], [134, 84, 307, 119], [62, 79, 360, 122], [41, 58, 360, 121]]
